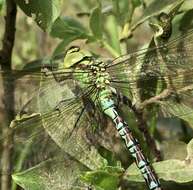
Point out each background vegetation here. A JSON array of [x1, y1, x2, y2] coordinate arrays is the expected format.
[[1, 0, 193, 190]]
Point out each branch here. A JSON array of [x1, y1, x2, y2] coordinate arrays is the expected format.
[[0, 1, 17, 190], [124, 84, 193, 160], [139, 89, 173, 109], [0, 0, 16, 68], [139, 84, 193, 109]]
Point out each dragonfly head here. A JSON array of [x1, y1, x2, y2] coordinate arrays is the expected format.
[[150, 0, 185, 40], [149, 12, 172, 40], [63, 46, 93, 69]]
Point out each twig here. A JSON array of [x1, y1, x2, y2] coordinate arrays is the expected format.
[[139, 88, 173, 109], [139, 84, 193, 109], [0, 1, 17, 190], [129, 84, 193, 161]]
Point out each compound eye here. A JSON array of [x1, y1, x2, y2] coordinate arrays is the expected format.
[[66, 46, 80, 54], [158, 12, 169, 23]]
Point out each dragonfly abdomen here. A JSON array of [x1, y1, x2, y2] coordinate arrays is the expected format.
[[99, 94, 161, 190]]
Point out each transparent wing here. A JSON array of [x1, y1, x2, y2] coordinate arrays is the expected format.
[[107, 29, 193, 91], [106, 29, 193, 118], [0, 64, 107, 190], [0, 56, 94, 114], [37, 72, 106, 170]]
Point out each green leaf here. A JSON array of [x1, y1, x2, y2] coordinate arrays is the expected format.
[[172, 9, 193, 37], [52, 37, 77, 56], [52, 34, 95, 56], [162, 140, 187, 160], [112, 0, 131, 26], [160, 101, 193, 128], [186, 138, 193, 159], [125, 159, 193, 183], [89, 6, 103, 39], [12, 154, 90, 190], [81, 166, 123, 190], [50, 16, 89, 39], [180, 0, 193, 12], [131, 0, 184, 31], [15, 0, 61, 31], [11, 134, 36, 190], [106, 15, 121, 55], [0, 0, 4, 11], [97, 146, 119, 167], [132, 0, 141, 8], [143, 0, 181, 18], [125, 139, 193, 184]]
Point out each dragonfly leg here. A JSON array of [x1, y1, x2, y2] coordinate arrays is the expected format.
[[54, 100, 68, 115], [116, 92, 162, 161]]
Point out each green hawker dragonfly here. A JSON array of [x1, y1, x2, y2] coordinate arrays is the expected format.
[[1, 27, 193, 190]]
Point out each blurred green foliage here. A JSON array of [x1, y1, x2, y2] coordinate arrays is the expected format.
[[1, 0, 193, 190]]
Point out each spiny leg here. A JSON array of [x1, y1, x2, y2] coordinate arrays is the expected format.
[[116, 92, 162, 161]]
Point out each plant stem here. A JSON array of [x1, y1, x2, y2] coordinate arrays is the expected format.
[[134, 110, 162, 161], [0, 0, 17, 190], [102, 40, 120, 57]]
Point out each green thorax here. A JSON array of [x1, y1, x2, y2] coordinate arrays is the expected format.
[[63, 47, 115, 109]]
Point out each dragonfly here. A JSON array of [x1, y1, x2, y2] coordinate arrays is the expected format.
[[1, 26, 193, 190]]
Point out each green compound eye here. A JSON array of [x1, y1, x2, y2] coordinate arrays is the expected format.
[[63, 47, 92, 68]]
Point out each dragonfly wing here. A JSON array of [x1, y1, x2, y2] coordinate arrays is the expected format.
[[106, 29, 193, 122], [107, 29, 193, 100], [1, 66, 106, 171], [37, 72, 106, 170], [0, 71, 41, 116]]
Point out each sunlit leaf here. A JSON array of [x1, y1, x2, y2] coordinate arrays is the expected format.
[[162, 140, 187, 160], [12, 154, 90, 190], [125, 139, 193, 183], [180, 0, 193, 11], [81, 166, 124, 190], [160, 101, 193, 129], [186, 138, 193, 159], [50, 16, 89, 39], [106, 15, 121, 54]]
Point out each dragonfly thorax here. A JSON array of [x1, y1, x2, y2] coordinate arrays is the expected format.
[[75, 61, 111, 90], [63, 47, 112, 92], [86, 61, 111, 89], [94, 70, 110, 89]]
